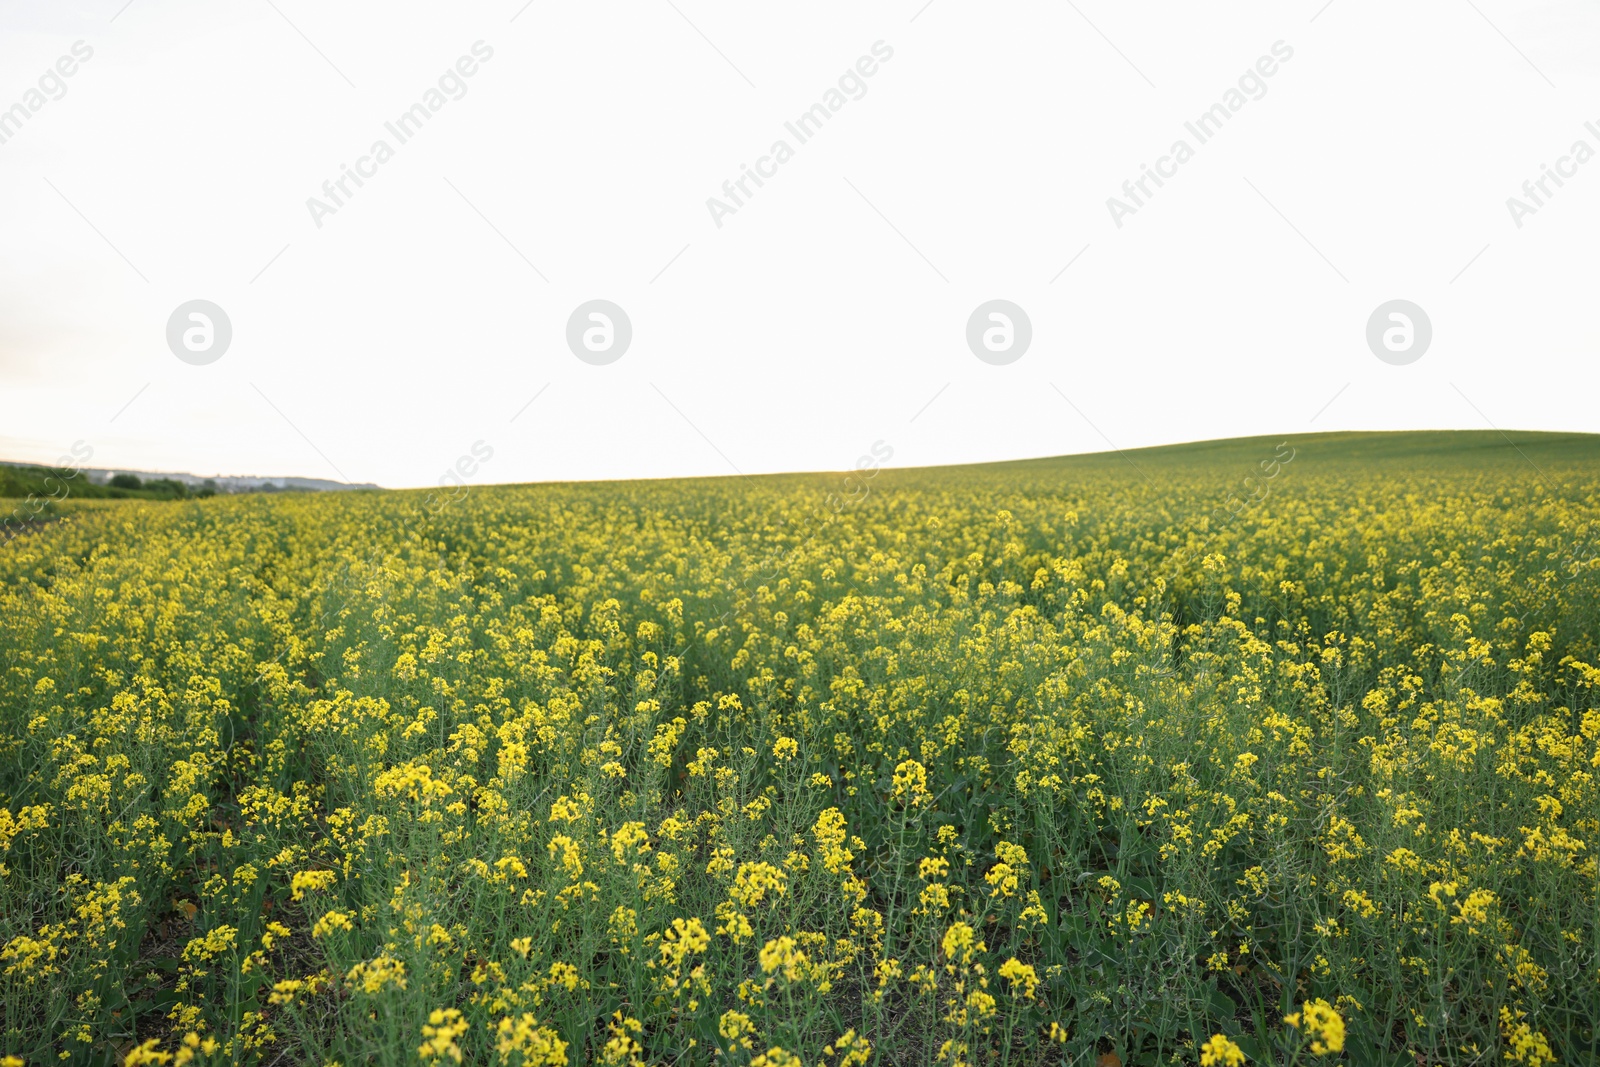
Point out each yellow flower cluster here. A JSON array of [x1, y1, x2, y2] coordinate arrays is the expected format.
[[1200, 1033, 1245, 1066], [1284, 999, 1345, 1055]]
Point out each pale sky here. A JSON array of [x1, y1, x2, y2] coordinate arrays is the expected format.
[[1, 0, 1596, 488]]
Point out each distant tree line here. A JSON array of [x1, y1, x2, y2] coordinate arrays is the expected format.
[[103, 472, 219, 499], [0, 465, 217, 501], [1, 464, 228, 542]]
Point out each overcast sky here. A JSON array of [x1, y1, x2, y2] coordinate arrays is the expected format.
[[1, 0, 1596, 488]]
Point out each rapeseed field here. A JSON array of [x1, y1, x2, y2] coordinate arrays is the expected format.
[[3, 431, 1598, 1066]]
